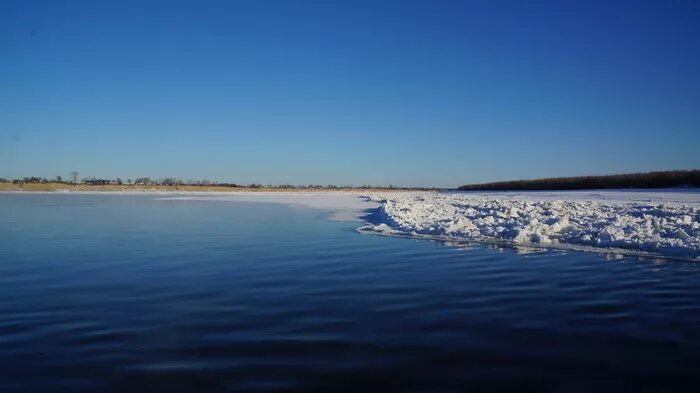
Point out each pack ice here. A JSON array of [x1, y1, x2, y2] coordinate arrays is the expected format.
[[359, 192, 700, 259]]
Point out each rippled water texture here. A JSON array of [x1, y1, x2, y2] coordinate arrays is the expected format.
[[1, 194, 699, 392]]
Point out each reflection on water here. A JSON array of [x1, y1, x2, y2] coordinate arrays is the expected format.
[[1, 194, 699, 392]]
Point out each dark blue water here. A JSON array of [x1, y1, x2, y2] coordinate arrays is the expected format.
[[1, 194, 699, 392]]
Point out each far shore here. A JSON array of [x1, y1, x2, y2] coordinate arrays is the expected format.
[[0, 182, 424, 193]]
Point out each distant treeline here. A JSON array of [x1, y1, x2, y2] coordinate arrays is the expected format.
[[1, 176, 435, 190], [458, 170, 700, 191]]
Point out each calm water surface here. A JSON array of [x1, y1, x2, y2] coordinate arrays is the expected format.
[[1, 194, 699, 392]]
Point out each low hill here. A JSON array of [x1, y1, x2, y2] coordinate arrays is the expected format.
[[458, 170, 700, 191]]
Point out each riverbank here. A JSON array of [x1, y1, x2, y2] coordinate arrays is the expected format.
[[0, 182, 423, 193]]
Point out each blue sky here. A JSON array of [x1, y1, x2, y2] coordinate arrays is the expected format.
[[2, 0, 699, 187]]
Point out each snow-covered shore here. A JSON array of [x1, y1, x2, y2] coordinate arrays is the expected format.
[[359, 191, 700, 260]]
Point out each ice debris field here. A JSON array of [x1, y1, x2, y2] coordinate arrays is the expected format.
[[359, 191, 700, 260]]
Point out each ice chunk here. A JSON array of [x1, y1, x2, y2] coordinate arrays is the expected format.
[[360, 191, 700, 259]]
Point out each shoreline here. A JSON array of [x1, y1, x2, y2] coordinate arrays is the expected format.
[[0, 182, 429, 193], [0, 189, 381, 223]]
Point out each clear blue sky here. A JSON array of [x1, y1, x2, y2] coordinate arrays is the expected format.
[[2, 0, 699, 187]]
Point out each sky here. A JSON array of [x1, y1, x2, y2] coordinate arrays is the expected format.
[[2, 0, 699, 187]]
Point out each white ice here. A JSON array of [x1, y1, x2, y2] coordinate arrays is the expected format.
[[359, 190, 700, 260]]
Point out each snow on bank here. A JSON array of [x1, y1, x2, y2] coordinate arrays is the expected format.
[[156, 192, 379, 221], [359, 191, 700, 259]]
